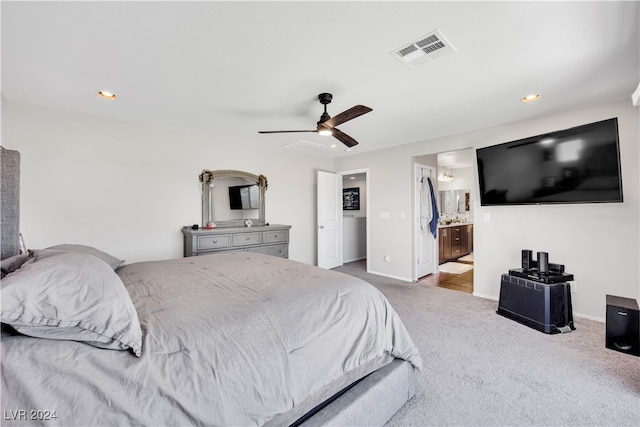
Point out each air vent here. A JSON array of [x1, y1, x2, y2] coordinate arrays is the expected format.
[[391, 29, 456, 69]]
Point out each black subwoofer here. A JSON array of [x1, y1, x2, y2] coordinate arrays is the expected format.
[[606, 295, 640, 356]]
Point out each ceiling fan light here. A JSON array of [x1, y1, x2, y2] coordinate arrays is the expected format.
[[521, 93, 541, 103], [318, 128, 332, 136], [97, 90, 116, 99]]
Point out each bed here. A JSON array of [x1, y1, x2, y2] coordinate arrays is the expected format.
[[0, 148, 422, 426]]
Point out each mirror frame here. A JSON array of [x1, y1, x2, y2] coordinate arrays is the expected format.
[[199, 169, 268, 228]]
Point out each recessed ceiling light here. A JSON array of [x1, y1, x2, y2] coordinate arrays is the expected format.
[[97, 90, 116, 100], [521, 94, 541, 103]]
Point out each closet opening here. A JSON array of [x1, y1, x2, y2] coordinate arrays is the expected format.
[[342, 172, 367, 269]]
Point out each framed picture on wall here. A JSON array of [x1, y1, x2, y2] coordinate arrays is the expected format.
[[343, 187, 360, 210]]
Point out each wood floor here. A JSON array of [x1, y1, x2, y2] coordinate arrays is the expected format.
[[419, 259, 474, 294]]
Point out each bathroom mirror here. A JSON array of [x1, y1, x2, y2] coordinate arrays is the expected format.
[[438, 190, 453, 215], [454, 189, 470, 212], [199, 170, 267, 228], [439, 188, 470, 214]]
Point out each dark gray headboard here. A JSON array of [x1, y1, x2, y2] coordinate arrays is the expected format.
[[1, 147, 21, 259]]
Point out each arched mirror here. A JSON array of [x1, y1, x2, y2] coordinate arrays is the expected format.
[[199, 170, 267, 228]]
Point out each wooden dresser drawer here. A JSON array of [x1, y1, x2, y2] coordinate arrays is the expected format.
[[233, 232, 262, 246], [263, 230, 288, 244], [249, 244, 288, 258], [451, 246, 462, 258], [197, 234, 231, 250]]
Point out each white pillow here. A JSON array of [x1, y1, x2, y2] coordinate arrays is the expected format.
[[0, 250, 142, 356]]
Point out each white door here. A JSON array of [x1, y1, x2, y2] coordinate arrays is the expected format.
[[415, 164, 437, 279], [317, 171, 343, 269]]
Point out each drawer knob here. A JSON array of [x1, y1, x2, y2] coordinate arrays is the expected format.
[[246, 237, 250, 240], [213, 240, 217, 243]]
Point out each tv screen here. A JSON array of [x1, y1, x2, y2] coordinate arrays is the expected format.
[[228, 184, 259, 210], [476, 118, 623, 206]]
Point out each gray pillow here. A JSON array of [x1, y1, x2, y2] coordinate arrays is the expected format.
[[0, 251, 32, 278], [46, 244, 124, 270], [0, 250, 142, 356]]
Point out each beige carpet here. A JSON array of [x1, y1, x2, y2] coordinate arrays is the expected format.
[[438, 261, 473, 274], [333, 260, 640, 427]]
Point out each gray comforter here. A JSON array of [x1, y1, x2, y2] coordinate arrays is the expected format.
[[1, 252, 421, 426]]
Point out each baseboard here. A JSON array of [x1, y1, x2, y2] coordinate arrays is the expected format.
[[573, 311, 604, 323], [473, 292, 604, 323], [368, 269, 412, 282], [344, 256, 366, 264], [472, 292, 498, 301]]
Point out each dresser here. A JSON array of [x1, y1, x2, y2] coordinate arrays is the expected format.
[[182, 224, 291, 258]]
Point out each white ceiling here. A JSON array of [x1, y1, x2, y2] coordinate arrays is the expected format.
[[438, 149, 475, 169], [2, 1, 638, 158]]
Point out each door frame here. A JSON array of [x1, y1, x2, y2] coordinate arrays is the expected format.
[[338, 168, 370, 273]]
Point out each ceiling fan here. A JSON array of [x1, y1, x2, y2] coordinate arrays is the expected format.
[[258, 93, 372, 147]]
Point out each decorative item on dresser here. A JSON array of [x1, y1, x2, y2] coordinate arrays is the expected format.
[[182, 224, 291, 258]]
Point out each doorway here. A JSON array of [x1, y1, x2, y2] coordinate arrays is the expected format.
[[412, 149, 475, 293], [317, 169, 369, 271], [434, 148, 475, 293], [342, 172, 367, 267]]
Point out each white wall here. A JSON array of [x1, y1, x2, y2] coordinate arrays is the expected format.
[[336, 100, 639, 320], [2, 100, 332, 265], [343, 217, 366, 263]]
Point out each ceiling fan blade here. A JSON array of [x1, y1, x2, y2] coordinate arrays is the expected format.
[[258, 130, 318, 134], [331, 128, 359, 148], [323, 105, 372, 128]]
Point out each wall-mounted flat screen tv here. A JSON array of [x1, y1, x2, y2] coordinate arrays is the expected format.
[[228, 184, 259, 210], [476, 118, 623, 206]]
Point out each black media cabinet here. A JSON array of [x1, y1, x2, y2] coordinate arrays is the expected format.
[[497, 273, 575, 334]]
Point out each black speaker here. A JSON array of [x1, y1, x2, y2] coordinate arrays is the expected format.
[[537, 251, 549, 274], [497, 274, 574, 334], [606, 295, 639, 356], [522, 249, 533, 270]]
